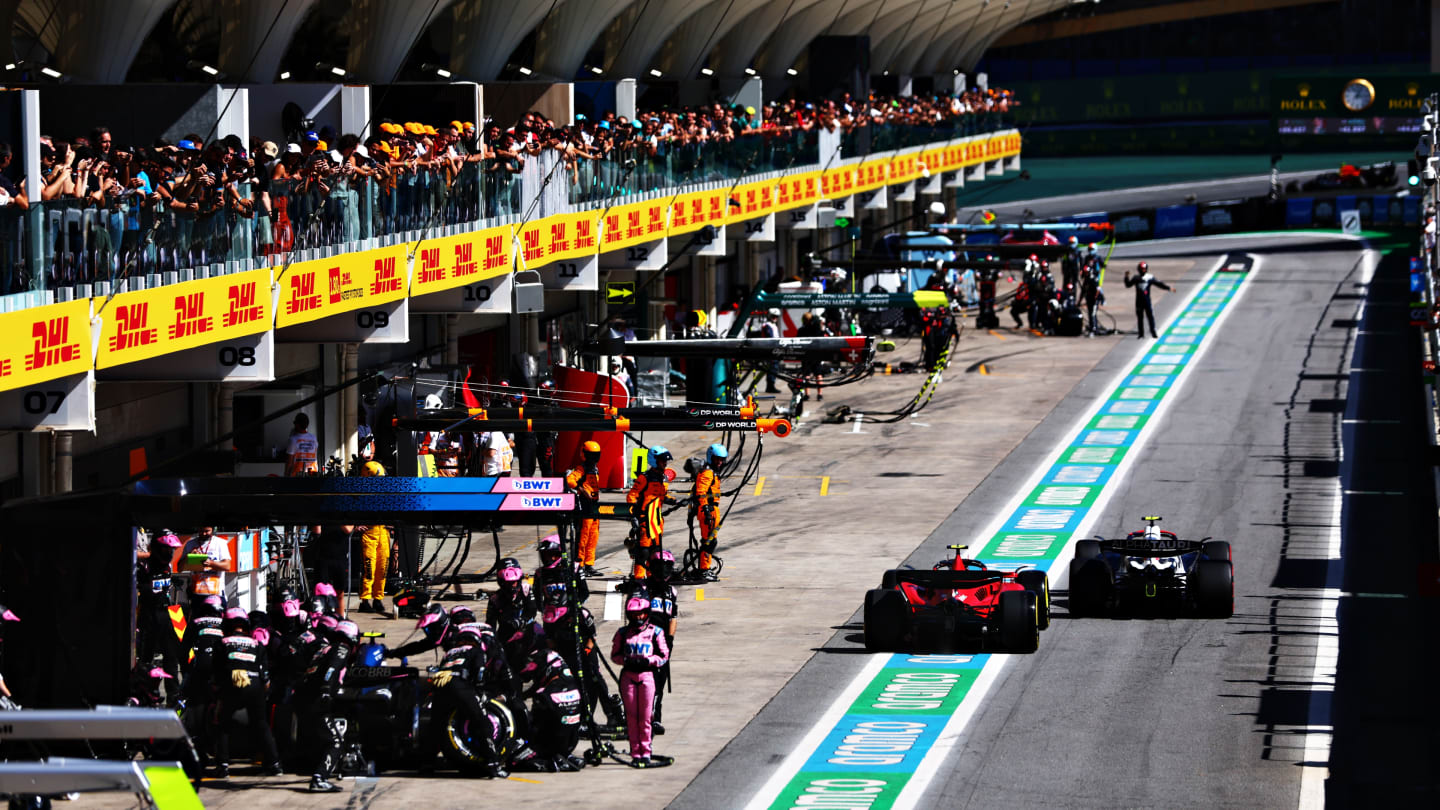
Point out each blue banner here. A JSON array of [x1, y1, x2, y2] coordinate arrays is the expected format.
[[1285, 197, 1314, 227], [1404, 195, 1421, 226], [1372, 195, 1392, 225], [1154, 204, 1197, 238]]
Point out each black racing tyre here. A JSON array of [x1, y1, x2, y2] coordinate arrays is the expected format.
[[1068, 558, 1113, 617], [1074, 539, 1103, 563], [998, 590, 1039, 653], [863, 589, 908, 652], [1192, 559, 1234, 618], [442, 699, 515, 776], [1202, 541, 1232, 562], [1015, 570, 1051, 630], [880, 569, 902, 589]]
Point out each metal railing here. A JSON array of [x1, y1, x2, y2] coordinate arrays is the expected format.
[[0, 115, 1012, 307]]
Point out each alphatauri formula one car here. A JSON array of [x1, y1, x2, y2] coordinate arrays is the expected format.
[[1068, 516, 1233, 617], [864, 545, 1051, 653]]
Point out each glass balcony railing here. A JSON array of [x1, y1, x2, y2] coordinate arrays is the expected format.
[[0, 116, 1012, 304]]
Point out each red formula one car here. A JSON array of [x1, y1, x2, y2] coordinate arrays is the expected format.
[[863, 545, 1051, 653]]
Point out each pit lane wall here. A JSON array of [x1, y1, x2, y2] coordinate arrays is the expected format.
[[0, 130, 1021, 413]]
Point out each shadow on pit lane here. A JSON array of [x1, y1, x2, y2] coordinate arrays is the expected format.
[[1124, 238, 1371, 261]]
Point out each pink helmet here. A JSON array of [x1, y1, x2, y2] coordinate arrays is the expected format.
[[314, 582, 338, 598], [155, 532, 181, 548], [224, 608, 248, 621], [252, 627, 272, 646], [624, 596, 650, 615], [147, 667, 173, 680], [280, 599, 303, 618]]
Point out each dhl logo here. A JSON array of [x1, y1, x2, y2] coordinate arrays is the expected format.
[[25, 316, 80, 370], [418, 247, 445, 286], [371, 255, 402, 295], [454, 241, 477, 277], [604, 214, 622, 244], [625, 210, 643, 240], [224, 282, 264, 328], [646, 205, 664, 234], [549, 221, 569, 254], [168, 292, 213, 340], [111, 302, 158, 352], [483, 235, 506, 270], [286, 272, 321, 315], [574, 218, 595, 249], [522, 228, 544, 262]]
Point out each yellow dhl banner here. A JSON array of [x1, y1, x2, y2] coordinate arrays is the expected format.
[[516, 211, 598, 271], [0, 298, 91, 392], [600, 198, 669, 252], [775, 171, 821, 211], [668, 188, 727, 236], [93, 267, 271, 369], [727, 179, 777, 223], [276, 242, 409, 328], [412, 222, 514, 296], [853, 160, 891, 193], [821, 165, 856, 199]]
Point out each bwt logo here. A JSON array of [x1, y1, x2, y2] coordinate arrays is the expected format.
[[111, 302, 158, 352], [514, 480, 559, 491], [418, 247, 444, 286], [521, 496, 563, 508], [169, 292, 213, 339], [224, 282, 263, 328], [371, 256, 402, 295], [287, 273, 321, 315], [26, 316, 79, 370]]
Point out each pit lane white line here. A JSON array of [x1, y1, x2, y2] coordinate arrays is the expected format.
[[893, 252, 1259, 810], [743, 250, 1244, 810]]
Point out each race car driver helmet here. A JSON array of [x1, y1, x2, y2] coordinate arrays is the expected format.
[[624, 596, 651, 624], [221, 607, 251, 636], [649, 549, 676, 581], [423, 393, 445, 410], [416, 603, 450, 644], [647, 445, 672, 470], [705, 443, 728, 468], [1067, 235, 1078, 247], [538, 535, 564, 567], [362, 461, 386, 477], [582, 440, 602, 464], [498, 557, 525, 586], [1136, 261, 1148, 273], [519, 648, 568, 683]]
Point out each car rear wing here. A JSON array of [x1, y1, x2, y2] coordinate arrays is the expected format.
[[1099, 537, 1204, 557], [889, 569, 1011, 589]]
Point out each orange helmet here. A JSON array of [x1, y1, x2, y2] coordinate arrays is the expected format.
[[583, 440, 601, 453]]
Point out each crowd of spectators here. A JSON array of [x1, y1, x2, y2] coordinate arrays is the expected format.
[[0, 89, 1013, 297]]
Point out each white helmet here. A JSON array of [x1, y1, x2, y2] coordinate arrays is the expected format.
[[424, 393, 444, 409]]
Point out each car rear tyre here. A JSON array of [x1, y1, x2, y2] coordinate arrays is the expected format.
[[880, 569, 902, 589], [998, 590, 1039, 653], [1192, 559, 1233, 618], [1074, 539, 1103, 563], [1016, 570, 1051, 630], [1202, 541, 1231, 562], [864, 589, 907, 652], [1068, 558, 1112, 617]]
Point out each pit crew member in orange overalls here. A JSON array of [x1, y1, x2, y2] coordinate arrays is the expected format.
[[626, 446, 677, 579], [565, 441, 604, 578], [690, 443, 727, 581]]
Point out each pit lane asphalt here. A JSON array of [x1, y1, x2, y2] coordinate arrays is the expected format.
[[672, 232, 1434, 809]]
